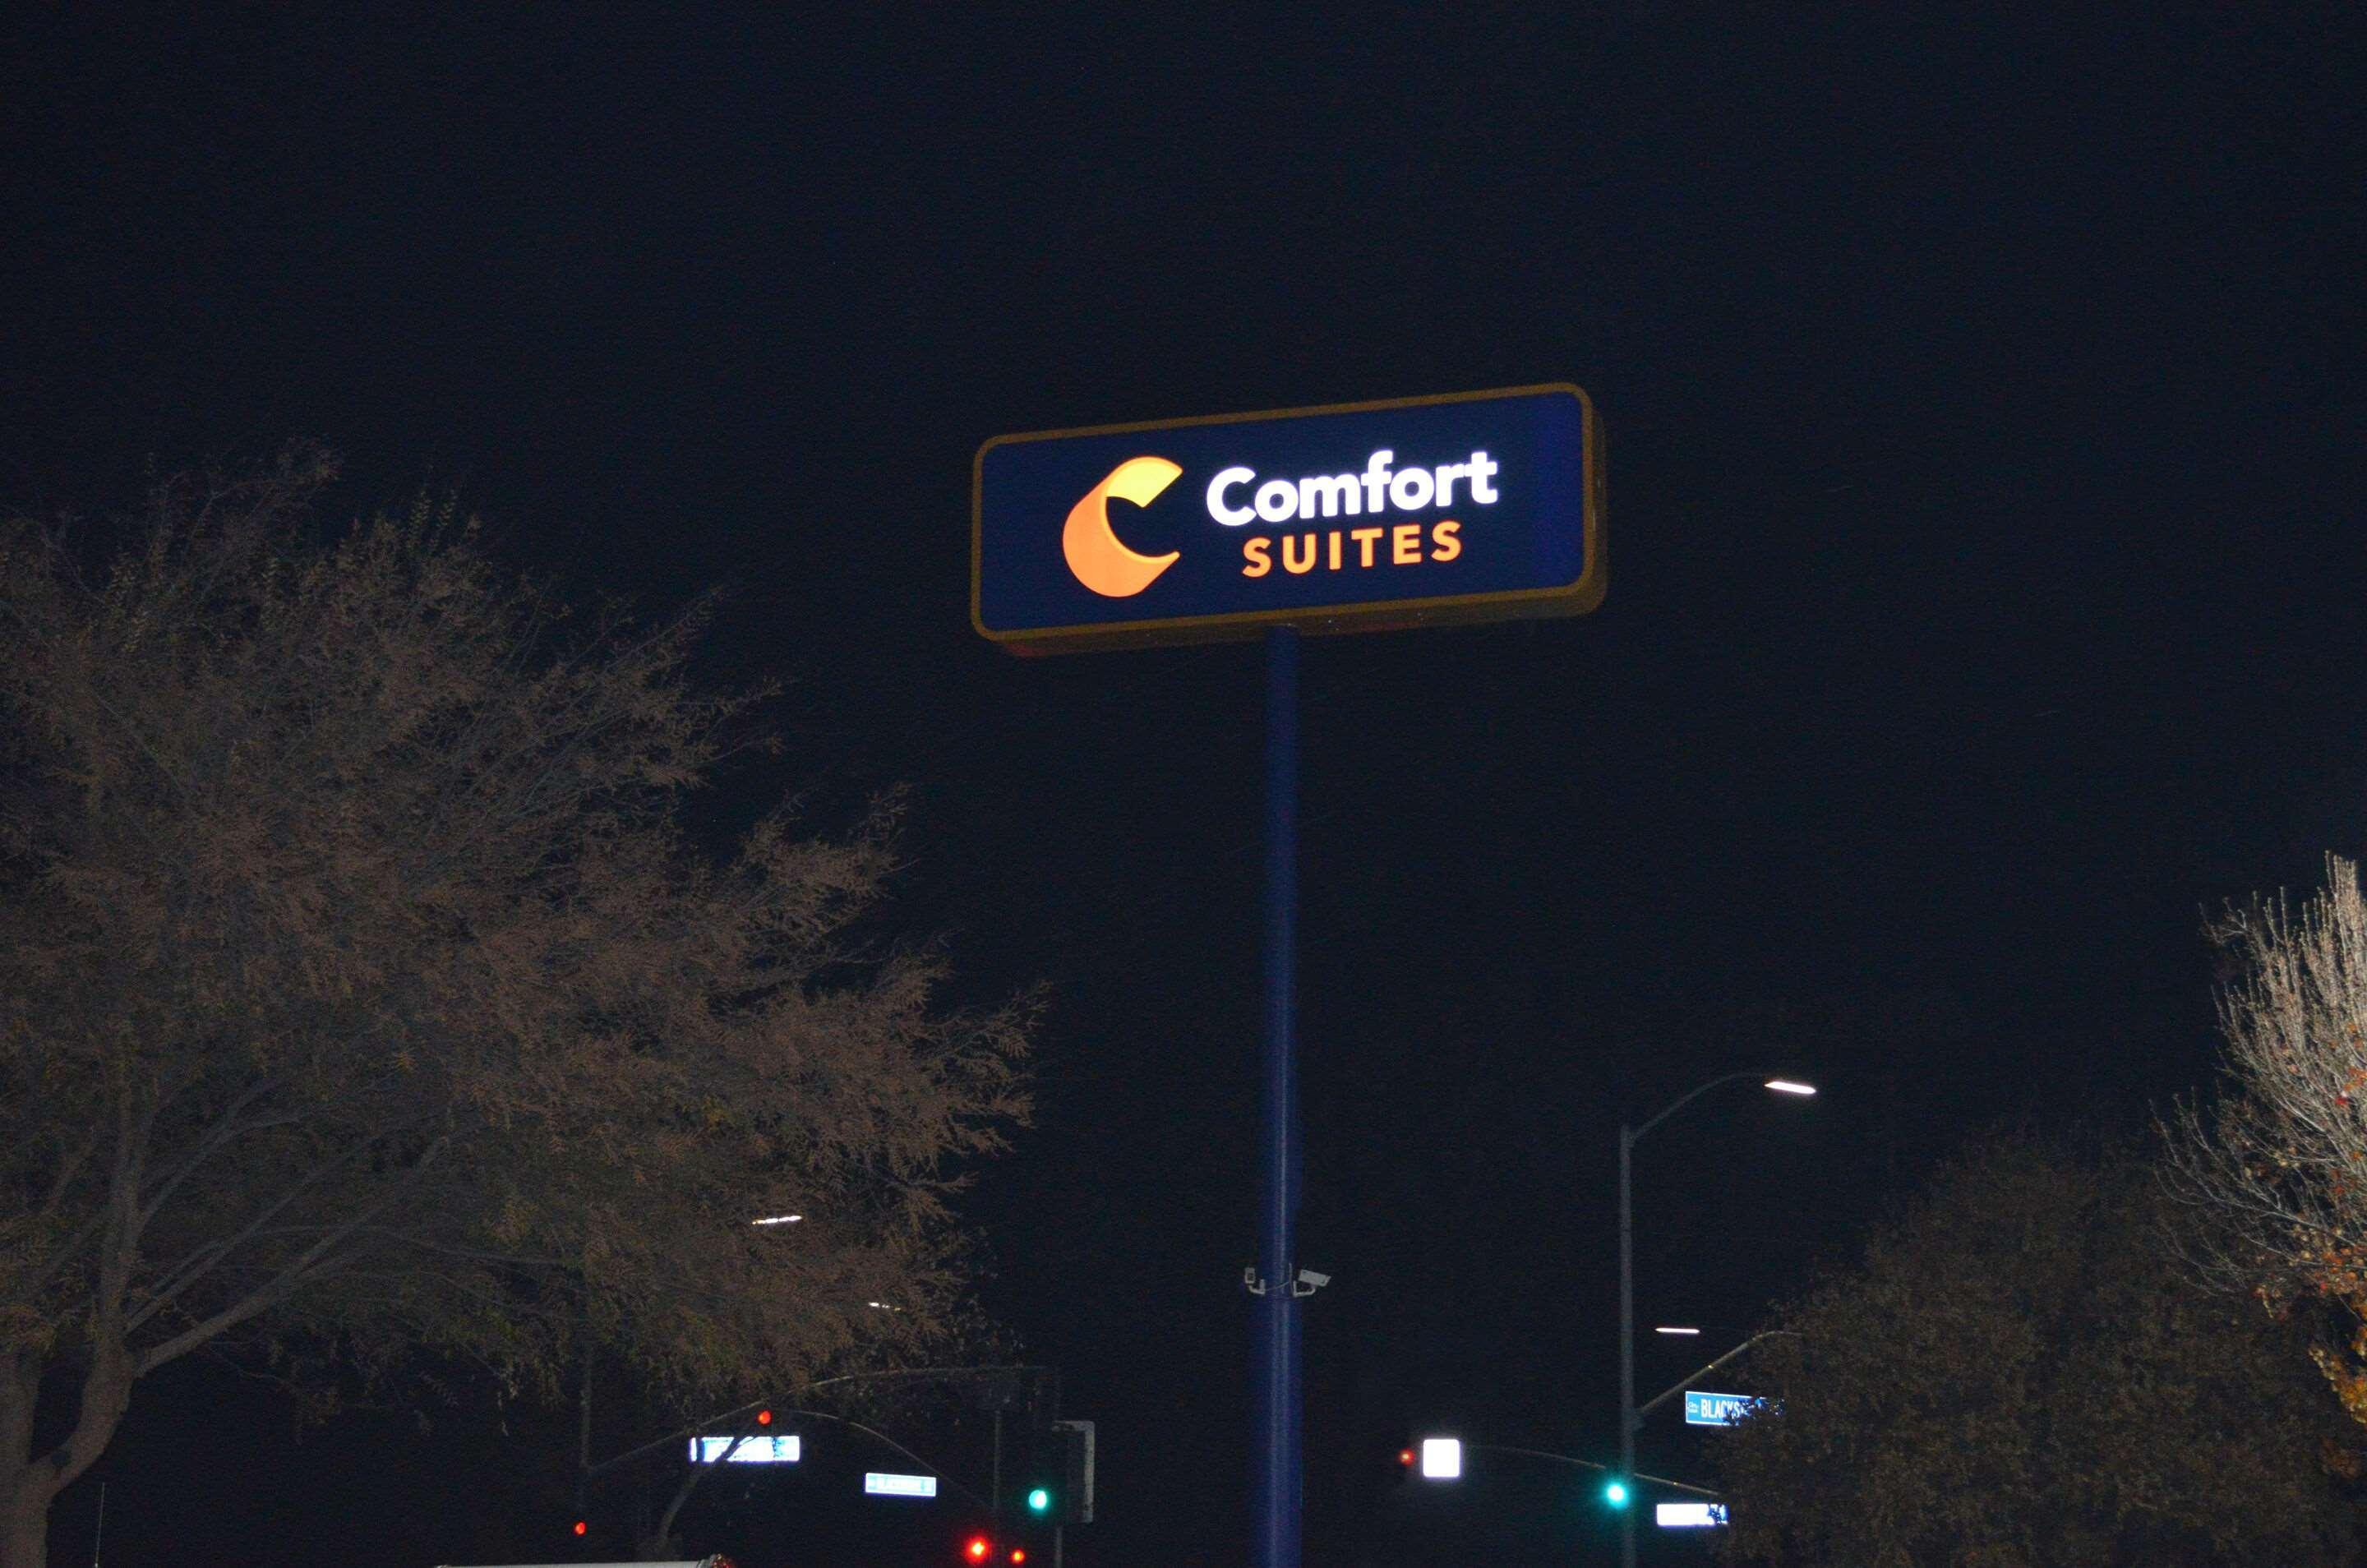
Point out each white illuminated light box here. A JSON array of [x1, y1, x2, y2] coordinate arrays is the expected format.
[[1656, 1501, 1728, 1529], [864, 1472, 939, 1497], [687, 1434, 801, 1464], [1419, 1437, 1463, 1479]]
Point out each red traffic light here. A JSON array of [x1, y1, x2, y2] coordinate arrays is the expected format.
[[1398, 1447, 1415, 1468], [756, 1408, 773, 1426], [965, 1536, 991, 1562], [572, 1520, 588, 1537], [1011, 1552, 1027, 1564]]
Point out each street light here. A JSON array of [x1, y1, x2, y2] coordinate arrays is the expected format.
[[1617, 1073, 1814, 1568]]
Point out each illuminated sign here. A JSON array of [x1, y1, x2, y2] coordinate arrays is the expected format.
[[974, 385, 1603, 652], [864, 1471, 939, 1497], [1682, 1390, 1757, 1427], [1657, 1502, 1728, 1528], [688, 1434, 801, 1464], [1418, 1437, 1463, 1479]]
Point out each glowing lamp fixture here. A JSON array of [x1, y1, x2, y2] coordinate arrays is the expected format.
[[1764, 1079, 1816, 1096], [750, 1214, 804, 1225], [1654, 1326, 1701, 1335], [1419, 1437, 1463, 1479]]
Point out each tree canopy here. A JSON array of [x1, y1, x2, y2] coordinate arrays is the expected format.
[[0, 451, 1029, 1567], [1711, 1135, 2359, 1567]]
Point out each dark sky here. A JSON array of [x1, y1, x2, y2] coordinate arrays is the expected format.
[[7, 7, 2365, 1566]]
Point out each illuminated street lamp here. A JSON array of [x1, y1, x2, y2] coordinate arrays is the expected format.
[[1617, 1074, 1815, 1568]]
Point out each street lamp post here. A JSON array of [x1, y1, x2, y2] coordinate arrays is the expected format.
[[1617, 1074, 1813, 1568]]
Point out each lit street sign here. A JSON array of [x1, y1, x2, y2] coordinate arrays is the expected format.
[[1657, 1501, 1729, 1528], [687, 1434, 801, 1464], [974, 385, 1603, 652], [1682, 1390, 1756, 1427], [863, 1472, 939, 1497]]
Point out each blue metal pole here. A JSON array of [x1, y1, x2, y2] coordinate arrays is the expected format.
[[1254, 625, 1302, 1568]]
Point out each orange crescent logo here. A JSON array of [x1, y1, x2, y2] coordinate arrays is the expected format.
[[1063, 456, 1182, 597]]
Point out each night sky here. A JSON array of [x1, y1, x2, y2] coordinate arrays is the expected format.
[[7, 7, 2365, 1566]]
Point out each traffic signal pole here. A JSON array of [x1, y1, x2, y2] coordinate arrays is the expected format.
[[1253, 626, 1303, 1568]]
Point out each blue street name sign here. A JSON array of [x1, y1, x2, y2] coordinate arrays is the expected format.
[[1683, 1390, 1756, 1427], [972, 385, 1603, 652]]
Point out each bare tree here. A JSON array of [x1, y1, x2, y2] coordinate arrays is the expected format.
[[0, 451, 1031, 1568], [2162, 855, 2367, 1425]]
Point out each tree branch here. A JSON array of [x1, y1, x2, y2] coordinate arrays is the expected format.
[[130, 1134, 452, 1368], [133, 1188, 415, 1377], [136, 1075, 295, 1229], [127, 1131, 392, 1333]]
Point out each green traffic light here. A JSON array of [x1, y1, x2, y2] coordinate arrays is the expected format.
[[1027, 1487, 1051, 1514], [1603, 1479, 1631, 1508]]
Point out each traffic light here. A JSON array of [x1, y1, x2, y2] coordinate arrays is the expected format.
[[965, 1534, 992, 1562], [571, 1520, 588, 1536], [1603, 1478, 1631, 1508], [1026, 1486, 1052, 1515], [756, 1408, 773, 1426]]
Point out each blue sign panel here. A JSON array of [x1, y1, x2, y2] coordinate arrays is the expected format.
[[1683, 1390, 1756, 1427], [973, 385, 1603, 652]]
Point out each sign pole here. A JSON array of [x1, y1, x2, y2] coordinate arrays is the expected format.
[[974, 383, 1603, 1566], [1254, 625, 1303, 1568]]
